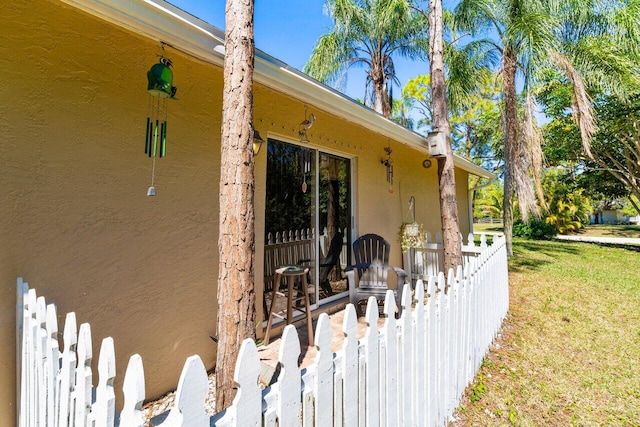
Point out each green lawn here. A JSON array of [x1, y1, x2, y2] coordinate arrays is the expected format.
[[473, 223, 505, 234], [474, 222, 640, 239], [578, 224, 640, 239], [451, 238, 640, 426]]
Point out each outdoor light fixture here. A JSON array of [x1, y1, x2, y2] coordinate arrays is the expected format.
[[298, 106, 316, 143], [253, 130, 265, 155], [422, 158, 432, 169], [381, 145, 394, 193]]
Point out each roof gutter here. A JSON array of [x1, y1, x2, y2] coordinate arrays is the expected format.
[[60, 0, 496, 179]]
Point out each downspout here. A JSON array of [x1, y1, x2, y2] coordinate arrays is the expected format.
[[468, 178, 496, 234]]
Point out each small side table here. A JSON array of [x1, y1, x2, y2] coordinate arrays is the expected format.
[[264, 265, 314, 347]]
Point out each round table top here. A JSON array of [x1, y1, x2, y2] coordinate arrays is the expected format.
[[275, 265, 309, 275]]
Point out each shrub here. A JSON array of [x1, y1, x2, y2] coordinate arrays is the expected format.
[[513, 219, 556, 240]]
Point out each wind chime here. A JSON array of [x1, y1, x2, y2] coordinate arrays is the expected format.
[[144, 48, 177, 196], [300, 148, 312, 193], [381, 144, 394, 193]]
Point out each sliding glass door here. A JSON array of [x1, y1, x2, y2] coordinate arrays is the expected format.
[[264, 139, 351, 317]]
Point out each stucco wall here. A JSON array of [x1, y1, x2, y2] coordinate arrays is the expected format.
[[1, 0, 472, 422], [1, 0, 224, 418]]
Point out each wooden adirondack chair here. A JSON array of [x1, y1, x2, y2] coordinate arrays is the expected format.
[[346, 233, 408, 315]]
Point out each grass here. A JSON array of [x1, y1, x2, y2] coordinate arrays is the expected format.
[[451, 238, 640, 426], [577, 224, 640, 239], [474, 223, 505, 234]]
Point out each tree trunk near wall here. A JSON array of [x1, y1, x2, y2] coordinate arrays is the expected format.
[[429, 0, 463, 274], [502, 47, 518, 257], [216, 0, 256, 412]]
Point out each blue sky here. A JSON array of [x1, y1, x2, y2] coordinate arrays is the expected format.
[[168, 0, 430, 102]]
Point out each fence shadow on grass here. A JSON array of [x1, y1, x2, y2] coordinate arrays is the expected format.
[[510, 239, 581, 273]]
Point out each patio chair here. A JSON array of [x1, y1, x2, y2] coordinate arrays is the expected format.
[[346, 233, 408, 316], [317, 231, 343, 297]]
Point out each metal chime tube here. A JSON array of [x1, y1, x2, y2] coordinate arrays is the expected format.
[[152, 119, 159, 157], [145, 117, 152, 155], [159, 121, 167, 158]]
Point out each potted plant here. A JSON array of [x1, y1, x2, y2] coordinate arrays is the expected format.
[[398, 222, 426, 253]]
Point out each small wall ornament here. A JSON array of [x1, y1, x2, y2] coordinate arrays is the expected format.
[[381, 145, 394, 193], [144, 51, 178, 196]]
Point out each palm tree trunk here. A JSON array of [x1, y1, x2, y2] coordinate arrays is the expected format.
[[502, 47, 518, 256], [429, 0, 462, 274], [216, 0, 256, 412], [373, 77, 391, 117]]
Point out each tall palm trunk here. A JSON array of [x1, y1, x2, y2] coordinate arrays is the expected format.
[[502, 47, 518, 256], [429, 0, 462, 274], [372, 72, 391, 117], [216, 0, 256, 412]]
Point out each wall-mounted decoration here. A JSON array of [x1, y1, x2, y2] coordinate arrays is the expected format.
[[381, 144, 394, 193], [144, 49, 178, 196], [298, 106, 316, 143]]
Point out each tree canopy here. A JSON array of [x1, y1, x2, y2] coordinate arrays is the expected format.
[[304, 0, 429, 117]]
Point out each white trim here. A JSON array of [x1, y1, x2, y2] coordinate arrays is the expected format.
[[59, 0, 496, 180]]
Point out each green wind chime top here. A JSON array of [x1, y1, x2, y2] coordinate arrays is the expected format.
[[145, 56, 177, 196], [147, 57, 177, 99]]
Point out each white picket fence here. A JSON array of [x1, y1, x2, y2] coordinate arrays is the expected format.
[[17, 234, 508, 426], [402, 232, 493, 289]]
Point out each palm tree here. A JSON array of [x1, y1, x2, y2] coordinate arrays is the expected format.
[[304, 0, 429, 117], [216, 0, 256, 412], [454, 0, 640, 255]]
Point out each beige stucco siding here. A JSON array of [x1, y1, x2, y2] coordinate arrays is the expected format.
[[1, 0, 224, 415], [2, 0, 473, 422]]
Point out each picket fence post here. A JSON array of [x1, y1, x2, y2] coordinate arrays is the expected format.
[[314, 313, 334, 427], [339, 304, 359, 426], [382, 290, 399, 427], [120, 354, 145, 427], [93, 337, 116, 427], [362, 297, 380, 427]]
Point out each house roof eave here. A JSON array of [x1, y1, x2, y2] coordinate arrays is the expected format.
[[60, 0, 495, 179]]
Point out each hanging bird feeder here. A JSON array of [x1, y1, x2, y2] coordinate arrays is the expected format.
[[144, 54, 177, 196]]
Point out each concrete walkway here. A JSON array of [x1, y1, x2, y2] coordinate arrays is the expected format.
[[555, 234, 640, 246]]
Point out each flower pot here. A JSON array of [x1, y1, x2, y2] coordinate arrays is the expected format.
[[404, 223, 420, 237]]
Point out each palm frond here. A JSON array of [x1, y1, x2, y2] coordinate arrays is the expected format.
[[550, 51, 596, 157], [522, 93, 547, 209]]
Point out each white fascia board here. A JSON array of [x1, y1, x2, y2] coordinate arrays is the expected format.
[[454, 158, 497, 180], [59, 0, 226, 66], [59, 0, 495, 179]]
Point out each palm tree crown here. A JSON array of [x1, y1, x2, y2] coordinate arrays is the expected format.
[[304, 0, 429, 117]]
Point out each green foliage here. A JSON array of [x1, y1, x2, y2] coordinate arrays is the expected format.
[[513, 219, 556, 240], [541, 168, 593, 234], [469, 375, 488, 403], [397, 222, 425, 253], [474, 180, 504, 220], [544, 199, 588, 234]]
